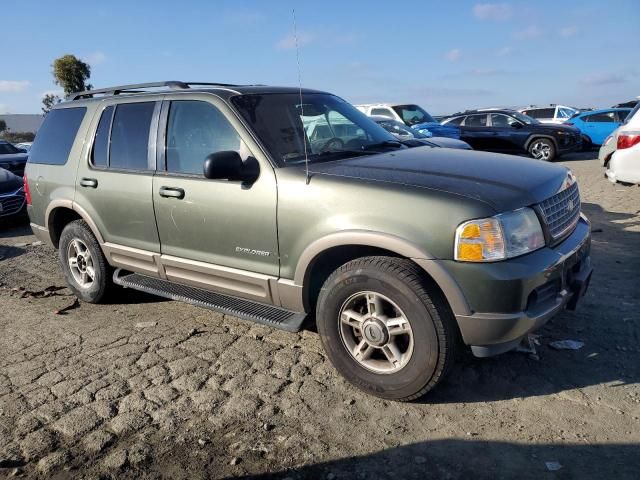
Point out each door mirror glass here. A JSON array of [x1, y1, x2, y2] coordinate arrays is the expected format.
[[203, 151, 244, 180]]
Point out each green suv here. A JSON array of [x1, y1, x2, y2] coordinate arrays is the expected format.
[[25, 81, 593, 401]]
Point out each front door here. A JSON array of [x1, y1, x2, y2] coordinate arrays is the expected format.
[[152, 96, 279, 301]]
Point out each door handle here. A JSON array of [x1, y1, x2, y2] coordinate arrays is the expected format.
[[80, 177, 98, 188], [159, 186, 185, 199]]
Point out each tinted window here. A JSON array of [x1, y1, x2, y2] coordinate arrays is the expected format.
[[444, 116, 464, 126], [490, 113, 518, 127], [524, 108, 554, 119], [166, 101, 242, 175], [464, 114, 488, 127], [91, 106, 114, 167], [371, 108, 394, 118], [28, 108, 86, 165], [584, 112, 615, 123], [109, 102, 155, 170], [615, 110, 631, 123], [0, 143, 19, 154]]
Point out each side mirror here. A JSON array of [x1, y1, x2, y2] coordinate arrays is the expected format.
[[203, 151, 244, 180], [511, 122, 524, 129]]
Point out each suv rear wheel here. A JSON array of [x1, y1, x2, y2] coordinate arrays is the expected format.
[[528, 138, 556, 161], [59, 220, 112, 303], [316, 256, 456, 401]]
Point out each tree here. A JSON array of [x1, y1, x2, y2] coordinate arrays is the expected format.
[[42, 94, 61, 114], [52, 54, 92, 95], [42, 54, 92, 113], [0, 119, 6, 133]]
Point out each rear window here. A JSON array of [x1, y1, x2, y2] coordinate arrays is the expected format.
[[28, 107, 86, 165]]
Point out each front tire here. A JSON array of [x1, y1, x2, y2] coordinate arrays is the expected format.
[[528, 138, 556, 161], [316, 256, 457, 401], [59, 220, 112, 303]]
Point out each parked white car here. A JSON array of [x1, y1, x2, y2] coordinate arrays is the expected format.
[[518, 105, 578, 124], [606, 101, 640, 185]]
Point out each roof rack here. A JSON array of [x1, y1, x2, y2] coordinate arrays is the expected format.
[[66, 81, 241, 100]]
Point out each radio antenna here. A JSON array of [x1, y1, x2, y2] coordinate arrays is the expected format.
[[292, 8, 310, 184]]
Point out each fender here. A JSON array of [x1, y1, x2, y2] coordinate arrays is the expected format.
[[45, 199, 105, 246], [524, 134, 559, 151], [292, 230, 471, 316]]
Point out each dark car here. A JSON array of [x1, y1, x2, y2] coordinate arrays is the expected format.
[[369, 116, 472, 150], [0, 167, 26, 220], [442, 109, 582, 161], [0, 140, 29, 176]]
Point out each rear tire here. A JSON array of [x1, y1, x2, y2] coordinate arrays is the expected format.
[[316, 256, 457, 401], [528, 138, 556, 161], [59, 220, 112, 303]]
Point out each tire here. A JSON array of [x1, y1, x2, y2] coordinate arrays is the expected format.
[[316, 256, 457, 401], [528, 137, 556, 161], [58, 219, 112, 303]]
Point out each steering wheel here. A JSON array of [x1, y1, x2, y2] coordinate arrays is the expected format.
[[320, 137, 345, 153]]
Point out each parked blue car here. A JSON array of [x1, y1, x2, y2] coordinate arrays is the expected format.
[[566, 108, 632, 148]]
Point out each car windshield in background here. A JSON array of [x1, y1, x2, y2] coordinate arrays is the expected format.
[[392, 104, 436, 125], [232, 93, 400, 166], [378, 120, 429, 139], [0, 143, 20, 155], [511, 111, 539, 125]]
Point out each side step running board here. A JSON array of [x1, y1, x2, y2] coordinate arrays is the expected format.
[[113, 269, 307, 332]]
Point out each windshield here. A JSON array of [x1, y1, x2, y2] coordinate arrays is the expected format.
[[232, 93, 400, 166], [510, 111, 539, 125], [378, 120, 429, 139], [0, 143, 19, 155], [392, 104, 436, 126]]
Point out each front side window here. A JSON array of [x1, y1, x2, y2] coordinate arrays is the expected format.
[[109, 102, 155, 170], [490, 113, 519, 128], [166, 101, 242, 175], [464, 114, 488, 127], [392, 104, 436, 125], [29, 107, 86, 165], [371, 108, 395, 118], [231, 93, 399, 166]]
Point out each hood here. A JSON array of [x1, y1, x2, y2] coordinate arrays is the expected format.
[[535, 123, 580, 134], [412, 122, 461, 139], [0, 167, 23, 194], [308, 147, 568, 212]]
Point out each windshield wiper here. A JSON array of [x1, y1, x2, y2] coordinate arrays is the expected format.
[[361, 140, 404, 150]]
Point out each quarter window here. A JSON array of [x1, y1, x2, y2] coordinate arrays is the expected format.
[[109, 102, 155, 170], [166, 101, 242, 175], [29, 108, 86, 165], [91, 106, 114, 167]]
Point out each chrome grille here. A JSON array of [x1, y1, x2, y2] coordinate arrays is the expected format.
[[0, 193, 25, 216], [538, 181, 580, 240]]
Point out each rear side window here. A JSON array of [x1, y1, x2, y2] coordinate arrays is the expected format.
[[29, 108, 86, 165], [109, 102, 155, 170], [464, 114, 488, 127]]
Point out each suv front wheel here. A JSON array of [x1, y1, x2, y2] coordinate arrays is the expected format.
[[316, 256, 457, 401], [59, 219, 112, 303], [528, 138, 556, 161]]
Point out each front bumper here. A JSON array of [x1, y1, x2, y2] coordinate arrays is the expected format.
[[445, 215, 592, 357]]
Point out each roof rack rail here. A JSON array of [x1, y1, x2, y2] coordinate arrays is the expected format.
[[66, 81, 241, 100]]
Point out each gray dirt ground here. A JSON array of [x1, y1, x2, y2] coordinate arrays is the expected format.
[[0, 154, 638, 479]]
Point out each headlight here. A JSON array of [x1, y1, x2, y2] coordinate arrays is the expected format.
[[454, 208, 545, 262]]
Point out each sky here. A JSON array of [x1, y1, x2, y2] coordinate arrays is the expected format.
[[1, 0, 639, 115]]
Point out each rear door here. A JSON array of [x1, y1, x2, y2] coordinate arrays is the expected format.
[[151, 94, 279, 301], [582, 111, 618, 145], [459, 114, 491, 150], [74, 98, 162, 271]]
